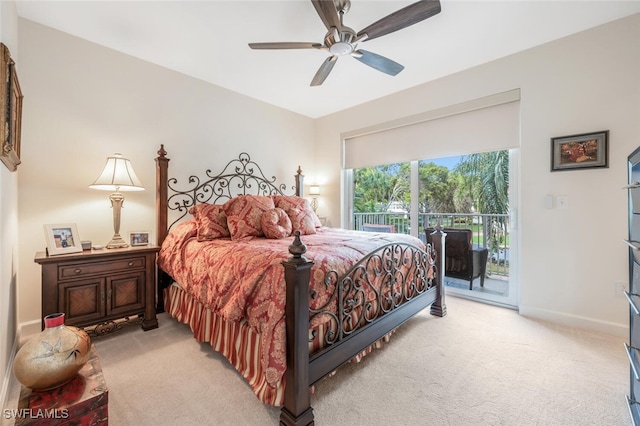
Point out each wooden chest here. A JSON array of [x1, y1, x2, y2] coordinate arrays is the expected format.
[[14, 345, 108, 425]]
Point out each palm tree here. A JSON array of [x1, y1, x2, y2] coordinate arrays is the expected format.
[[353, 166, 398, 212], [455, 151, 509, 215], [455, 150, 509, 252]]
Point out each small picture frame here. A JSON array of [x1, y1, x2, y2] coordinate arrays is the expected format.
[[44, 223, 83, 256], [551, 130, 609, 172], [129, 231, 150, 246]]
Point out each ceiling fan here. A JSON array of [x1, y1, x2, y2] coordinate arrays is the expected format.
[[248, 0, 442, 86]]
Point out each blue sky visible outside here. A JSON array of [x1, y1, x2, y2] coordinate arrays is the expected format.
[[425, 155, 462, 170]]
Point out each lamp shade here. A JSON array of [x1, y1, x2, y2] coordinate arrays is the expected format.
[[309, 185, 320, 196], [89, 153, 144, 191]]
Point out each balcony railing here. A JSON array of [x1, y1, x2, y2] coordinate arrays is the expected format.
[[353, 212, 510, 277]]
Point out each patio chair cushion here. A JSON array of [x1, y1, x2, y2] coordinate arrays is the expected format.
[[362, 224, 396, 233]]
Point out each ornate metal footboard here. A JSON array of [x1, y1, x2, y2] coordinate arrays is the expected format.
[[281, 232, 446, 425], [312, 241, 435, 344]]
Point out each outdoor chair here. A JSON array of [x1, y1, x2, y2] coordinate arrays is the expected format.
[[426, 227, 489, 290]]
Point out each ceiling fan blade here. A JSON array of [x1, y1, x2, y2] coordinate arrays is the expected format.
[[353, 50, 404, 76], [311, 0, 342, 32], [249, 42, 323, 50], [357, 0, 441, 42], [311, 56, 338, 86]]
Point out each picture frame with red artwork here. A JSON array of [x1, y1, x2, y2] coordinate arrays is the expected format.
[[551, 130, 609, 172]]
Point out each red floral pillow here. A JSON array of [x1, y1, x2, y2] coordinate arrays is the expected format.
[[223, 195, 275, 240], [261, 208, 292, 239], [189, 204, 230, 241], [273, 196, 320, 235]]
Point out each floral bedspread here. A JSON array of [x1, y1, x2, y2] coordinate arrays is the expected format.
[[157, 221, 427, 390]]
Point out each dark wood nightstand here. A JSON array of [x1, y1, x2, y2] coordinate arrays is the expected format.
[[34, 245, 160, 335]]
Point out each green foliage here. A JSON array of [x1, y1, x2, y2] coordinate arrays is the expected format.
[[353, 151, 509, 216], [354, 166, 401, 213], [455, 151, 510, 253], [418, 162, 459, 213], [454, 151, 509, 215]]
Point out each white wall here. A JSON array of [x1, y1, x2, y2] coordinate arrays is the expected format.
[[315, 14, 640, 336], [0, 0, 19, 410], [16, 19, 315, 329]]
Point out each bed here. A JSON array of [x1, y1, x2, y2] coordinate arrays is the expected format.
[[154, 145, 447, 425]]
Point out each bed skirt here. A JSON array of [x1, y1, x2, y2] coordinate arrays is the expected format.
[[164, 283, 393, 406]]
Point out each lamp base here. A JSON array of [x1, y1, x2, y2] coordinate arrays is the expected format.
[[106, 234, 129, 249]]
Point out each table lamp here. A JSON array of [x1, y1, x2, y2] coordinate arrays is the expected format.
[[309, 185, 320, 212], [89, 153, 144, 248]]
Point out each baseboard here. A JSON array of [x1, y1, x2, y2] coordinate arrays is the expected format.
[[18, 319, 41, 340], [0, 329, 20, 415], [519, 305, 628, 338], [0, 319, 42, 415]]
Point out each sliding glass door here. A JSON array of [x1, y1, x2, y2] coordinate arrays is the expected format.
[[348, 150, 518, 308]]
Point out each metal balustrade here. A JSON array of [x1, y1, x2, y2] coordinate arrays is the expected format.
[[354, 212, 510, 277]]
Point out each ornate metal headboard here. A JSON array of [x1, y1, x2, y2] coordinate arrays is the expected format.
[[155, 145, 304, 247]]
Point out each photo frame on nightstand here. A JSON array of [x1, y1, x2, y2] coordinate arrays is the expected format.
[[129, 231, 150, 246], [44, 223, 83, 256]]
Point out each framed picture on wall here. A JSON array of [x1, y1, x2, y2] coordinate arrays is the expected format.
[[44, 223, 83, 256], [0, 43, 23, 172], [551, 130, 609, 172]]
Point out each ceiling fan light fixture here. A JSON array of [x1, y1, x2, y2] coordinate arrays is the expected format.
[[329, 41, 353, 56]]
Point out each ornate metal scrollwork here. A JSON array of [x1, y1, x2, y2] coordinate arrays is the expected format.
[[84, 315, 143, 338], [310, 242, 436, 347], [166, 152, 297, 230]]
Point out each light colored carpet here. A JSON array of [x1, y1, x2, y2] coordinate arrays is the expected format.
[[5, 296, 631, 425]]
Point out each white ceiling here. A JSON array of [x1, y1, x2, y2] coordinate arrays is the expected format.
[[14, 1, 640, 118]]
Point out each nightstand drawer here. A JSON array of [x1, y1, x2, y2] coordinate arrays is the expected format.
[[59, 256, 146, 280]]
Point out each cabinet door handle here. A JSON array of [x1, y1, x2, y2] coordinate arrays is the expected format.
[[74, 269, 81, 274], [101, 291, 105, 303]]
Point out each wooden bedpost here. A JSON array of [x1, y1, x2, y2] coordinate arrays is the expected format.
[[295, 166, 304, 197], [155, 145, 170, 313], [429, 223, 448, 317], [280, 232, 315, 426]]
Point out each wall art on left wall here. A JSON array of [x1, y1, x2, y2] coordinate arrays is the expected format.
[[1, 43, 23, 172]]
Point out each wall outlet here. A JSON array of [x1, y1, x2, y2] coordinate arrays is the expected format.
[[557, 195, 569, 210], [616, 281, 628, 297]]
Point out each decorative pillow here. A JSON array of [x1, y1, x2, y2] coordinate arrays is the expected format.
[[188, 204, 230, 241], [261, 208, 293, 239], [273, 196, 321, 235], [223, 195, 276, 240]]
